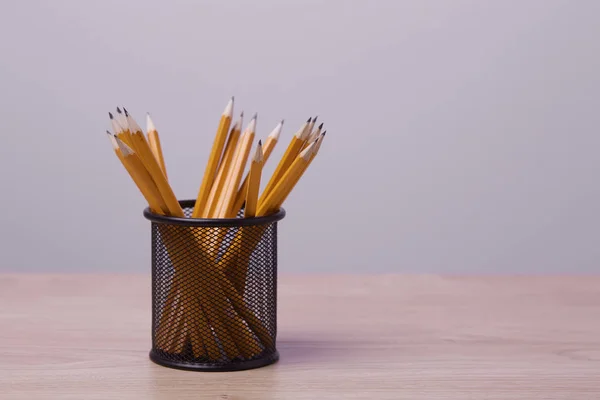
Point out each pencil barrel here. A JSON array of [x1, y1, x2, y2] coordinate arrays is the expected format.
[[144, 199, 284, 372]]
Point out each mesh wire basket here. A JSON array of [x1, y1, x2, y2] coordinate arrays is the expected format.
[[143, 199, 285, 371]]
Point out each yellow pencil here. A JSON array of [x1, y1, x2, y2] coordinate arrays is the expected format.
[[204, 112, 243, 218], [244, 141, 264, 218], [258, 118, 311, 205], [191, 97, 234, 218], [109, 133, 169, 215], [231, 119, 283, 215], [257, 140, 316, 216], [226, 142, 264, 290], [123, 109, 183, 217], [277, 132, 325, 208], [216, 114, 257, 218], [146, 113, 168, 180]]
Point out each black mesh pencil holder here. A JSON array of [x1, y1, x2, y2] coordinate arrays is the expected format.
[[143, 199, 285, 372]]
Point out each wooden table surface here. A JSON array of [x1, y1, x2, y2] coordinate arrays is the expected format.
[[1, 274, 599, 399]]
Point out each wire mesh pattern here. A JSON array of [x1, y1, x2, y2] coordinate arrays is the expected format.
[[146, 201, 283, 371]]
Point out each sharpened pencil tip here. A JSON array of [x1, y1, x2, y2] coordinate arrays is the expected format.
[[108, 112, 114, 119], [307, 117, 312, 123], [319, 122, 324, 129], [245, 114, 257, 133], [223, 97, 234, 117], [281, 119, 285, 125], [252, 112, 257, 120], [321, 131, 326, 136], [253, 140, 264, 162], [313, 116, 318, 123], [123, 108, 129, 117], [116, 107, 122, 114], [106, 130, 119, 149], [269, 120, 283, 140], [146, 113, 156, 133], [299, 141, 315, 159]]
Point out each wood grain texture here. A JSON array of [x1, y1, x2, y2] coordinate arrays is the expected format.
[[1, 274, 599, 399]]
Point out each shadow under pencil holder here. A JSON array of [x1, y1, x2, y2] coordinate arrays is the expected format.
[[143, 199, 286, 372]]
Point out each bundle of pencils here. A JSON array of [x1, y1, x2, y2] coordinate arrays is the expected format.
[[105, 98, 325, 360]]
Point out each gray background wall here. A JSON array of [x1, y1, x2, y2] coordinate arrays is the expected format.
[[1, 0, 599, 273]]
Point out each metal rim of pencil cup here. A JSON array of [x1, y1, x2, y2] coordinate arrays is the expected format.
[[143, 199, 285, 372], [143, 199, 286, 226]]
